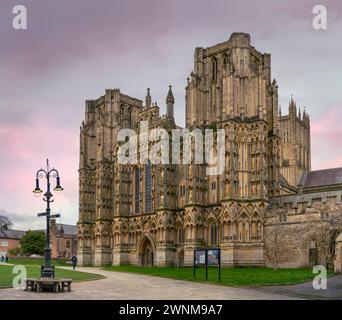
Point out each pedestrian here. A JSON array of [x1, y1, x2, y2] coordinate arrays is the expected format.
[[0, 256, 4, 263], [71, 254, 77, 271], [5, 255, 8, 263]]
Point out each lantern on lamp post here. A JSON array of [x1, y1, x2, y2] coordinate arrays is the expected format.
[[33, 159, 63, 278]]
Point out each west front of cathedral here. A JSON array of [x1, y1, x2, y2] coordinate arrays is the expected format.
[[77, 33, 342, 271]]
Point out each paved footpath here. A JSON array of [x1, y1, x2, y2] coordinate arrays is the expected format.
[[0, 267, 299, 300], [259, 275, 342, 300]]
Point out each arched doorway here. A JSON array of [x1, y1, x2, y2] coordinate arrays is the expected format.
[[140, 237, 154, 267]]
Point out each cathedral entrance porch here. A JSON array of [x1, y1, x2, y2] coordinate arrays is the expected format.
[[139, 237, 154, 267]]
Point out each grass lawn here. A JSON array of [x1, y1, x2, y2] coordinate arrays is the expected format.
[[8, 257, 69, 266], [0, 265, 104, 288], [102, 265, 333, 287]]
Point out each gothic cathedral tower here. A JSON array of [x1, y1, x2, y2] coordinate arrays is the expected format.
[[183, 33, 281, 265]]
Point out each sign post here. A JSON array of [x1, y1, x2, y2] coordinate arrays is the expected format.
[[194, 248, 221, 282], [218, 249, 221, 281], [193, 250, 195, 278], [205, 249, 208, 281], [194, 249, 206, 279]]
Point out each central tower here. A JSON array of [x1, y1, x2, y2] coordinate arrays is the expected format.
[[182, 33, 282, 266], [186, 32, 281, 199], [186, 33, 277, 127]]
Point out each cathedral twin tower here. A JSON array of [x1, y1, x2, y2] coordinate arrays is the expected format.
[[77, 33, 310, 267]]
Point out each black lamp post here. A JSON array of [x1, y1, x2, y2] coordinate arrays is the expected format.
[[33, 159, 63, 278]]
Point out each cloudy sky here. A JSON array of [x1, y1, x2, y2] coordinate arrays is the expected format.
[[0, 0, 341, 230]]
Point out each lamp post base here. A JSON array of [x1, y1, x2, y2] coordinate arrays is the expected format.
[[41, 265, 55, 278]]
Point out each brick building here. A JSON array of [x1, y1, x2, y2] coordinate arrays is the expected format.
[[49, 219, 77, 258], [0, 229, 25, 257], [0, 220, 77, 259]]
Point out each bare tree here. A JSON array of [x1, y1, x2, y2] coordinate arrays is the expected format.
[[0, 215, 12, 230], [304, 202, 342, 268]]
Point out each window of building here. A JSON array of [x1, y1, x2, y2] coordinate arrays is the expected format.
[[209, 222, 218, 246], [66, 241, 70, 249], [223, 53, 228, 66], [177, 227, 185, 244], [145, 161, 152, 213], [134, 167, 140, 214], [180, 185, 186, 196], [240, 59, 244, 72], [0, 240, 8, 247], [211, 181, 216, 190], [312, 198, 322, 204], [300, 202, 307, 213], [212, 58, 218, 81]]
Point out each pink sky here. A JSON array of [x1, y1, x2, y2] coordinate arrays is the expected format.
[[0, 0, 341, 229]]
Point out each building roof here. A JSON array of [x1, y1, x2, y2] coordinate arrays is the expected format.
[[36, 223, 77, 236], [0, 229, 25, 240], [299, 167, 342, 188], [56, 223, 77, 236]]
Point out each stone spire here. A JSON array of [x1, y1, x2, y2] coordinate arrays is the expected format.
[[303, 106, 310, 124], [289, 95, 296, 115], [145, 88, 152, 109], [166, 85, 174, 118]]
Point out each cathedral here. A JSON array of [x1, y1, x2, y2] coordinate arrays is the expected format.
[[77, 33, 342, 269]]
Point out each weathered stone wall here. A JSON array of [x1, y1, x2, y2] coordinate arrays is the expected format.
[[334, 234, 342, 273], [264, 222, 310, 268]]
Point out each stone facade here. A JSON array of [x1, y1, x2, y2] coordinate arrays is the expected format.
[[77, 32, 342, 269], [279, 98, 310, 186], [266, 169, 342, 269], [335, 233, 342, 273]]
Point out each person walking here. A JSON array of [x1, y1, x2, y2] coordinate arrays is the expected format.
[[5, 255, 8, 263], [0, 256, 4, 263], [71, 254, 77, 271]]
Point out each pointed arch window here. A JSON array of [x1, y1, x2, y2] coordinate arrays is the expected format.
[[177, 226, 185, 244], [212, 58, 218, 81], [145, 160, 153, 213], [134, 167, 140, 214], [209, 221, 218, 246]]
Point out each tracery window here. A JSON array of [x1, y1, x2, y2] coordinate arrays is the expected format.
[[145, 161, 152, 213], [134, 167, 140, 214], [209, 221, 218, 246], [177, 226, 185, 244], [212, 58, 218, 81]]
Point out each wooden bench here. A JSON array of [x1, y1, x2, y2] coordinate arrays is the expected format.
[[25, 278, 37, 291], [25, 278, 72, 293], [37, 278, 60, 293], [58, 279, 72, 292]]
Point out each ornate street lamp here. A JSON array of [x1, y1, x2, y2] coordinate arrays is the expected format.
[[33, 159, 63, 278]]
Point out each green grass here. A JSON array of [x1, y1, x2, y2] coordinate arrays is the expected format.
[[0, 265, 104, 288], [8, 257, 69, 266], [102, 265, 333, 287]]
